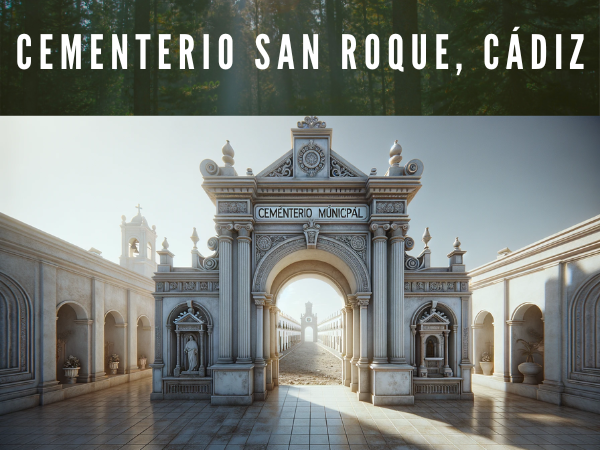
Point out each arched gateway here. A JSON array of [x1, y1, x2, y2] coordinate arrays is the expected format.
[[151, 117, 473, 405]]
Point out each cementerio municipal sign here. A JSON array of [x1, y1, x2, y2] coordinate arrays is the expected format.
[[254, 205, 369, 222]]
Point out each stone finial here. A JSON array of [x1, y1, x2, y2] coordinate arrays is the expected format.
[[453, 237, 461, 250], [222, 140, 235, 167], [389, 140, 403, 166], [369, 168, 377, 176], [121, 215, 126, 223], [297, 116, 326, 128], [497, 247, 512, 258], [152, 225, 156, 231], [422, 227, 431, 249], [191, 227, 199, 249], [162, 237, 169, 250], [246, 168, 253, 176]]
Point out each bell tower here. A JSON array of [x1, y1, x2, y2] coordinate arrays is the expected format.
[[119, 204, 157, 278]]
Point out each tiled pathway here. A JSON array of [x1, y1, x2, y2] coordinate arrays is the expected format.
[[1, 377, 600, 450]]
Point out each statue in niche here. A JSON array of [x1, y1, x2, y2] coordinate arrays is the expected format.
[[426, 338, 435, 357], [185, 335, 199, 371]]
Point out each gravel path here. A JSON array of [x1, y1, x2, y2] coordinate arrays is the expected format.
[[278, 342, 342, 385]]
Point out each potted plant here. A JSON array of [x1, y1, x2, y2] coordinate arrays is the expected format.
[[63, 355, 81, 384], [139, 354, 147, 370], [108, 354, 120, 375], [480, 352, 494, 376], [517, 332, 543, 384]]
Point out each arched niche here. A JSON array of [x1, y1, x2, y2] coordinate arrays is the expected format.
[[410, 301, 458, 378], [56, 302, 90, 383], [571, 273, 600, 383], [473, 311, 494, 374], [104, 310, 126, 375], [137, 315, 152, 369], [165, 301, 214, 378], [510, 303, 544, 383], [0, 272, 33, 384]]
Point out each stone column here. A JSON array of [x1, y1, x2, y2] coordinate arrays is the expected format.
[[357, 294, 371, 401], [506, 320, 524, 382], [341, 307, 347, 383], [175, 330, 181, 376], [255, 299, 265, 364], [216, 223, 234, 363], [90, 278, 106, 381], [443, 330, 450, 371], [371, 223, 390, 364], [351, 298, 360, 392], [264, 303, 273, 389], [235, 223, 253, 364], [150, 296, 164, 398], [344, 306, 353, 387], [274, 307, 280, 385], [389, 223, 408, 364]]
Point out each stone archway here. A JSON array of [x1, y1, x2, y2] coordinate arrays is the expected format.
[[137, 315, 152, 370], [251, 235, 370, 397], [509, 303, 544, 383], [473, 311, 494, 375]]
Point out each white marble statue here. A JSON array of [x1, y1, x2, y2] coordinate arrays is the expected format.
[[185, 335, 199, 371]]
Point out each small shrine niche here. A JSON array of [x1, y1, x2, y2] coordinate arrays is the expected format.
[[416, 301, 453, 378], [173, 301, 209, 377]]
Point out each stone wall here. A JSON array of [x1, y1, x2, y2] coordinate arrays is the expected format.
[[0, 213, 155, 415], [471, 214, 600, 413]]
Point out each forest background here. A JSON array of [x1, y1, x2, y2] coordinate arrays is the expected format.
[[0, 0, 598, 115]]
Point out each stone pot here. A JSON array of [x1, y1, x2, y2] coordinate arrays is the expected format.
[[139, 358, 147, 370], [109, 361, 119, 375], [518, 361, 542, 384], [480, 361, 494, 376], [63, 367, 80, 384]]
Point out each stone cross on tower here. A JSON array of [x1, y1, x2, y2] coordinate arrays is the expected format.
[[136, 203, 143, 214]]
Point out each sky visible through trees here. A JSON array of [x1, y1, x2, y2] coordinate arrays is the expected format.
[[0, 0, 597, 115]]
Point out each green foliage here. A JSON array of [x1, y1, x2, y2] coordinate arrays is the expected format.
[[0, 0, 597, 114]]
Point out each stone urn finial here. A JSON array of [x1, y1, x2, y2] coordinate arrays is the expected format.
[[222, 140, 235, 167], [422, 227, 431, 249], [162, 237, 169, 250], [389, 140, 403, 167], [191, 228, 199, 249], [453, 237, 461, 250]]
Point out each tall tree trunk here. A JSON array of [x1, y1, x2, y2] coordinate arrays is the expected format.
[[23, 0, 41, 114], [134, 0, 151, 115], [152, 0, 158, 114], [361, 0, 374, 114], [392, 0, 421, 114], [325, 0, 341, 113]]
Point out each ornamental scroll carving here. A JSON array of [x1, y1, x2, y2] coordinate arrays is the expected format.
[[303, 219, 321, 249], [376, 201, 405, 214], [297, 116, 326, 128], [218, 201, 248, 214], [330, 157, 359, 177], [255, 235, 293, 264], [266, 157, 293, 177], [333, 235, 367, 263], [404, 281, 465, 292], [156, 281, 219, 293], [252, 236, 371, 292], [298, 141, 326, 177]]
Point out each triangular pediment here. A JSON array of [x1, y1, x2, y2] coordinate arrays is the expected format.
[[174, 312, 204, 324], [256, 149, 367, 179], [419, 310, 450, 324], [257, 150, 294, 178]]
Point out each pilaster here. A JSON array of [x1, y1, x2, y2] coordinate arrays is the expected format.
[[356, 293, 371, 402], [216, 222, 234, 364], [370, 223, 389, 364], [350, 297, 360, 392], [235, 223, 254, 363], [389, 222, 408, 364]]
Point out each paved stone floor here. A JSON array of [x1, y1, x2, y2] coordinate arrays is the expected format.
[[1, 377, 600, 450]]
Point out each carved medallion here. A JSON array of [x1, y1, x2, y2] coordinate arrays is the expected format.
[[298, 141, 325, 177]]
